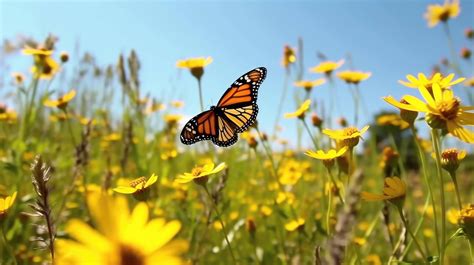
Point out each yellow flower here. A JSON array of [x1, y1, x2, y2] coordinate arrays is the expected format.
[[284, 217, 305, 232], [113, 174, 158, 200], [164, 114, 183, 127], [23, 47, 60, 80], [144, 100, 166, 115], [322, 125, 370, 148], [260, 205, 273, 217], [361, 177, 406, 205], [310, 60, 344, 75], [305, 146, 348, 169], [176, 57, 212, 80], [399, 73, 465, 90], [284, 99, 311, 119], [171, 100, 184, 108], [424, 0, 460, 28], [176, 162, 227, 185], [282, 45, 296, 68], [0, 109, 17, 123], [103, 133, 121, 142], [366, 254, 382, 265], [458, 204, 474, 239], [336, 70, 372, 84], [294, 79, 326, 92], [353, 237, 367, 246], [0, 191, 17, 218], [55, 194, 187, 265], [43, 90, 76, 110], [379, 147, 400, 170], [376, 114, 410, 130], [447, 208, 460, 224], [383, 81, 474, 143], [464, 77, 474, 87]]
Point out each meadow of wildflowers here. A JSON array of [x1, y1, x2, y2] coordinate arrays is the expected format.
[[1, 0, 474, 264]]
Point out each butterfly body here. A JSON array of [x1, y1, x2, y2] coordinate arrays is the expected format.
[[180, 67, 266, 147]]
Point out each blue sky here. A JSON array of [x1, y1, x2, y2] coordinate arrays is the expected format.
[[1, 0, 473, 147]]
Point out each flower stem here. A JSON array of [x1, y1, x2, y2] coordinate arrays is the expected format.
[[327, 169, 345, 205], [197, 78, 204, 112], [1, 225, 18, 265], [349, 84, 359, 126], [448, 171, 463, 210], [63, 109, 77, 147], [302, 118, 319, 149], [469, 239, 474, 265], [203, 186, 238, 265], [431, 129, 446, 265], [397, 207, 427, 261], [273, 69, 290, 136], [411, 126, 440, 255]]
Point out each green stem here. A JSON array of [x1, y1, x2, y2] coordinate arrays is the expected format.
[[349, 84, 359, 126], [443, 22, 463, 76], [273, 69, 290, 136], [327, 168, 345, 205], [411, 126, 440, 256], [301, 118, 319, 149], [203, 186, 238, 265], [397, 207, 428, 261], [432, 129, 446, 265], [469, 239, 474, 265], [63, 109, 77, 147], [197, 78, 204, 112], [325, 176, 333, 235], [448, 171, 463, 210], [400, 193, 431, 260], [1, 225, 18, 265]]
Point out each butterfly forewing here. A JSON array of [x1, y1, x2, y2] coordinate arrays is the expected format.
[[180, 110, 218, 145]]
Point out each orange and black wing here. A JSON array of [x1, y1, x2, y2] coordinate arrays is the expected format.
[[217, 67, 266, 133], [180, 110, 238, 147], [180, 110, 218, 145]]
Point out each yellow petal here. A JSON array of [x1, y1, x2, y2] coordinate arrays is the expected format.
[[113, 186, 137, 194]]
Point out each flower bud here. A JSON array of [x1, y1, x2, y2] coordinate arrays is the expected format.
[[426, 113, 447, 130], [247, 135, 258, 149], [60, 51, 69, 63], [338, 117, 347, 127], [440, 148, 466, 173], [461, 47, 471, 59], [311, 113, 323, 128], [465, 28, 474, 39]]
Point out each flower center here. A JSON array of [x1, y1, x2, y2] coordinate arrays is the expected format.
[[439, 9, 450, 22], [129, 177, 146, 189], [119, 244, 144, 265], [191, 167, 203, 177], [441, 148, 459, 161], [438, 98, 460, 121], [343, 127, 358, 137]]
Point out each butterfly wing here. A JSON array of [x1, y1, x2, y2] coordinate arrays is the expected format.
[[180, 67, 267, 147], [180, 110, 238, 147], [212, 115, 239, 147], [217, 67, 266, 133], [180, 110, 218, 145]]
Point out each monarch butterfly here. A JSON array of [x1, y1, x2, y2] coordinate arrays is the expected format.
[[180, 67, 267, 147]]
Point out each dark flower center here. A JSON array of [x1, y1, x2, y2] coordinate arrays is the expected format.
[[120, 244, 144, 265]]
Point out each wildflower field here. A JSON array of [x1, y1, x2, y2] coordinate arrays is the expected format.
[[1, 1, 474, 264]]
